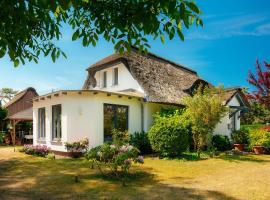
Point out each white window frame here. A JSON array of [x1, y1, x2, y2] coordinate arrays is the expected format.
[[102, 71, 107, 88], [38, 107, 46, 139], [112, 67, 118, 86], [52, 104, 62, 141]]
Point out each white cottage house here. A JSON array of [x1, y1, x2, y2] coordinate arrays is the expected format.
[[32, 49, 249, 154]]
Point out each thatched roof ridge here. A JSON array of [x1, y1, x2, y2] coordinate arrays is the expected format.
[[4, 87, 38, 108], [83, 49, 208, 105]]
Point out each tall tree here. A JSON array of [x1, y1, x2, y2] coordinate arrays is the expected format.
[[0, 0, 203, 67], [184, 85, 227, 157], [247, 59, 270, 108], [0, 88, 18, 104]]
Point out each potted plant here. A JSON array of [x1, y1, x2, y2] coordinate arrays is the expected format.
[[231, 128, 249, 152], [65, 138, 89, 158], [249, 128, 270, 154]]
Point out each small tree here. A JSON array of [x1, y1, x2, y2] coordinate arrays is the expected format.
[[247, 60, 270, 108], [184, 85, 227, 157]]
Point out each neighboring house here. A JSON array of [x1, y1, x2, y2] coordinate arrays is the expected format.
[[214, 88, 249, 137], [32, 49, 249, 154], [5, 87, 38, 144]]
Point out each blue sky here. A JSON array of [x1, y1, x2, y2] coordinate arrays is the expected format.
[[1, 0, 270, 95]]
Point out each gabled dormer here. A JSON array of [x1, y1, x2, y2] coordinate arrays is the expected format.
[[87, 59, 144, 94]]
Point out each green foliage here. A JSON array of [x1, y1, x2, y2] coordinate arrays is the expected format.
[[249, 129, 270, 151], [130, 131, 152, 155], [241, 124, 264, 131], [0, 131, 6, 144], [85, 143, 143, 184], [0, 88, 18, 101], [112, 129, 129, 145], [85, 129, 144, 184], [148, 109, 191, 157], [0, 106, 8, 121], [241, 102, 270, 125], [0, 1, 202, 66], [231, 128, 249, 144], [22, 145, 50, 157], [211, 135, 232, 151], [184, 85, 227, 156], [46, 153, 56, 160], [64, 138, 89, 152]]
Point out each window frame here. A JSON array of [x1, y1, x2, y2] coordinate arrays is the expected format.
[[37, 107, 46, 139], [103, 103, 129, 142], [52, 104, 62, 141], [102, 71, 107, 88], [113, 67, 118, 86]]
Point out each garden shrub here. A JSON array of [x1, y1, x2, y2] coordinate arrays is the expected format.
[[148, 109, 191, 157], [111, 129, 129, 145], [85, 128, 144, 185], [211, 135, 232, 151], [46, 153, 56, 160], [231, 127, 249, 144], [130, 131, 152, 154], [85, 143, 144, 185], [65, 138, 89, 152], [249, 129, 270, 151], [0, 131, 6, 144], [22, 144, 50, 157]]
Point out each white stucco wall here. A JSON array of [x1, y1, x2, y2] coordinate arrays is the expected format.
[[33, 92, 144, 151], [214, 95, 241, 138], [90, 63, 144, 93]]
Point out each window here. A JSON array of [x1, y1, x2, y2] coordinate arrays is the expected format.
[[103, 104, 128, 142], [38, 107, 46, 139], [113, 68, 118, 85], [52, 104, 61, 140], [102, 71, 107, 88]]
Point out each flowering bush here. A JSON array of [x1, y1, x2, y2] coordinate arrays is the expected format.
[[262, 125, 270, 132], [249, 129, 270, 151], [65, 138, 89, 152], [85, 143, 144, 183], [23, 144, 50, 157]]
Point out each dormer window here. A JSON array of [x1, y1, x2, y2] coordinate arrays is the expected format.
[[113, 67, 118, 85], [102, 71, 107, 88]]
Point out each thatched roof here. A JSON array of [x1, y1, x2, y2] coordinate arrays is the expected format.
[[83, 49, 208, 105], [223, 87, 250, 107], [4, 87, 37, 108]]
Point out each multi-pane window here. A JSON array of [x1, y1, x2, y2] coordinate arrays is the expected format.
[[38, 107, 46, 139], [103, 104, 128, 142], [52, 104, 61, 140], [113, 68, 118, 85], [103, 71, 107, 88]]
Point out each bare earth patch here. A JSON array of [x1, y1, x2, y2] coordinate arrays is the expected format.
[[1, 146, 270, 200]]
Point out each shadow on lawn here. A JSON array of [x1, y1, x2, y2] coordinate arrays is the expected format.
[[0, 156, 239, 200], [217, 153, 270, 163]]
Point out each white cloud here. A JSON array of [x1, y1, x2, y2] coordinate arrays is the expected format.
[[187, 13, 270, 40]]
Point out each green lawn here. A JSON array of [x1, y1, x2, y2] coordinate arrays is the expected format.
[[1, 146, 270, 200]]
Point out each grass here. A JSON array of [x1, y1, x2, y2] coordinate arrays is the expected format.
[[241, 124, 264, 130], [1, 147, 270, 199]]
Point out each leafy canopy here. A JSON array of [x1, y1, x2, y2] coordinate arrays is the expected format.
[[0, 0, 203, 67], [247, 59, 270, 108], [184, 85, 227, 155]]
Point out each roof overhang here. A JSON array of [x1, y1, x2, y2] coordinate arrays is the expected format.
[[6, 107, 33, 121], [32, 89, 144, 103]]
